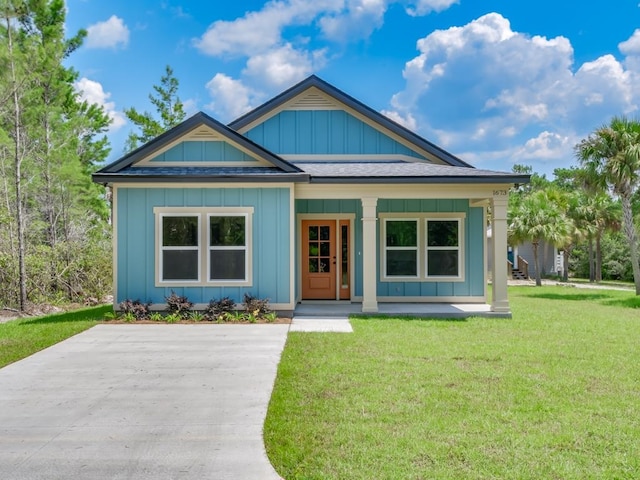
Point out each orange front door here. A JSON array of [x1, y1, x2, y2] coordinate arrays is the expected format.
[[302, 220, 336, 299]]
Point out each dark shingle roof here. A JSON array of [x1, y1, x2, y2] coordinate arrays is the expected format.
[[92, 112, 302, 183], [293, 162, 529, 184], [92, 166, 309, 183]]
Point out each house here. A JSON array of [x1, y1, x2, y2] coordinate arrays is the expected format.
[[92, 75, 529, 316], [488, 227, 562, 280]]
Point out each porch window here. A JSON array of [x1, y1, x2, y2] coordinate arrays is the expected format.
[[426, 219, 461, 278], [384, 219, 418, 277], [160, 215, 200, 281], [380, 213, 465, 282], [209, 215, 247, 281], [155, 207, 253, 286]]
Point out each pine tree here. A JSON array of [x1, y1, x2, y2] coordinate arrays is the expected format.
[[124, 65, 186, 152]]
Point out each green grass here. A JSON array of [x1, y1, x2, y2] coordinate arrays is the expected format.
[[265, 286, 640, 479], [0, 305, 111, 368]]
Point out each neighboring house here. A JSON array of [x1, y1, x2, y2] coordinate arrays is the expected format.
[[92, 75, 529, 315], [512, 241, 562, 278], [488, 227, 562, 280]]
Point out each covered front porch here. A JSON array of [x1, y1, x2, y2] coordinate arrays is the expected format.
[[294, 184, 512, 316]]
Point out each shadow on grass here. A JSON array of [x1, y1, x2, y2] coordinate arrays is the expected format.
[[18, 304, 113, 326], [350, 314, 468, 322], [523, 293, 611, 302], [602, 297, 640, 309]]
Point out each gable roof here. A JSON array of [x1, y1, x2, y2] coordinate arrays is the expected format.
[[92, 112, 307, 184], [228, 75, 473, 168]]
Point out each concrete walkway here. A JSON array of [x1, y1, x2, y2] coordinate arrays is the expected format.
[[0, 324, 288, 480]]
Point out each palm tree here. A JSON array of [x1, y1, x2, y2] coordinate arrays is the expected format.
[[575, 116, 640, 294], [508, 189, 573, 286]]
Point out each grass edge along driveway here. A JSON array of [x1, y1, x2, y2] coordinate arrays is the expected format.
[[265, 286, 640, 480], [0, 305, 109, 368]]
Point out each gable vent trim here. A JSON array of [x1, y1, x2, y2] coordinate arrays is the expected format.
[[185, 128, 223, 141], [286, 91, 339, 110]]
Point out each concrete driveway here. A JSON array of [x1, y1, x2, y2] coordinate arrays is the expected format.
[[0, 324, 289, 480]]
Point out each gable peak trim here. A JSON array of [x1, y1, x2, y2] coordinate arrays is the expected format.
[[285, 87, 340, 110]]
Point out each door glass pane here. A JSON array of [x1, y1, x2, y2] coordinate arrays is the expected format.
[[308, 226, 318, 240], [341, 225, 349, 288], [309, 243, 319, 256], [319, 258, 330, 273], [308, 258, 318, 273], [319, 226, 330, 240], [320, 241, 330, 256]]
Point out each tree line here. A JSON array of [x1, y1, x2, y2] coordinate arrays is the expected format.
[[0, 1, 185, 312], [508, 117, 640, 294], [0, 0, 111, 311]]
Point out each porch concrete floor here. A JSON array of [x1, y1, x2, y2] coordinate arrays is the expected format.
[[294, 302, 510, 319]]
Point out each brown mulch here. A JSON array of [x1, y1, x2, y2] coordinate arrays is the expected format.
[[102, 318, 292, 325]]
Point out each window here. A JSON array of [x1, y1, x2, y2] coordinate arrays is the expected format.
[[426, 220, 461, 278], [384, 219, 418, 277], [155, 207, 253, 286], [380, 213, 464, 281], [209, 215, 247, 281], [160, 215, 200, 281]]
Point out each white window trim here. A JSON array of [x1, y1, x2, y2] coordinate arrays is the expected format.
[[379, 212, 465, 283], [159, 213, 201, 283], [425, 217, 464, 281], [381, 217, 420, 280], [154, 207, 253, 287], [207, 213, 251, 285]]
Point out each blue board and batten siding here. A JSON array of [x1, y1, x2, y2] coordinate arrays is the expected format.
[[296, 199, 485, 299], [150, 141, 255, 162], [115, 187, 291, 305], [245, 110, 426, 157]]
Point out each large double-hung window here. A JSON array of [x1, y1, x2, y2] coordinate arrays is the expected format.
[[381, 213, 464, 281], [156, 207, 253, 286]]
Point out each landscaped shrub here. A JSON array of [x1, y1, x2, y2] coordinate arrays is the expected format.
[[243, 293, 272, 316], [118, 299, 151, 319], [165, 291, 193, 317], [204, 296, 236, 320]]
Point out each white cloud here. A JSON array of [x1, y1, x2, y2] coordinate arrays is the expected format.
[[388, 13, 640, 173], [243, 44, 327, 88], [85, 15, 129, 49], [619, 29, 640, 56], [74, 77, 126, 130], [405, 0, 459, 16], [319, 0, 387, 42], [381, 109, 417, 131], [194, 0, 341, 56], [205, 74, 256, 121], [514, 131, 574, 161], [193, 0, 460, 105], [182, 98, 199, 117]]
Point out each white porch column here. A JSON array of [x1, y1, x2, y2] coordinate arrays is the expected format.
[[491, 196, 510, 313], [361, 197, 378, 313]]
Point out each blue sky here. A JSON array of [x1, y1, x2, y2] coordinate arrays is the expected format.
[[65, 0, 640, 176]]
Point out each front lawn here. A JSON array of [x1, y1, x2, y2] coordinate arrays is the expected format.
[[265, 286, 640, 479], [0, 305, 111, 368]]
